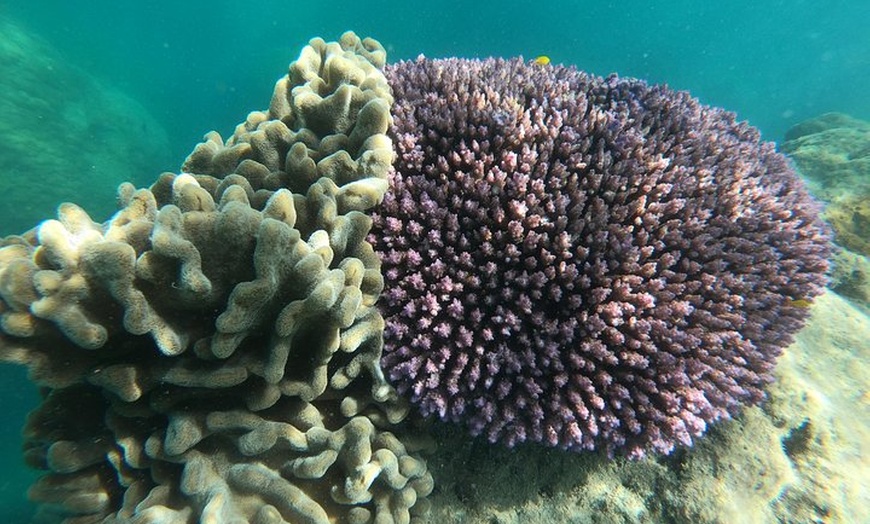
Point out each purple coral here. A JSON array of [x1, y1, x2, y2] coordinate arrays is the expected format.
[[370, 57, 830, 457]]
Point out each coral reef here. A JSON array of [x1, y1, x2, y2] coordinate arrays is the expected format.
[[0, 18, 171, 234], [0, 33, 432, 523], [0, 29, 854, 524], [371, 57, 831, 458]]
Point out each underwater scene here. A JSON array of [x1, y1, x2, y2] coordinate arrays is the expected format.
[[0, 1, 868, 522]]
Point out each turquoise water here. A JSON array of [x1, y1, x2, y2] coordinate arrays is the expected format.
[[6, 0, 869, 165], [0, 1, 868, 521]]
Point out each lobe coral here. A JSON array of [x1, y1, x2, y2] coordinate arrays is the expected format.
[[371, 57, 831, 457]]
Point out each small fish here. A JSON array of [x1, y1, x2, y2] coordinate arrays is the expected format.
[[533, 55, 551, 66], [785, 298, 813, 308]]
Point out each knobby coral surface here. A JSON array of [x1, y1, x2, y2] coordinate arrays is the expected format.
[[0, 33, 432, 524], [371, 57, 831, 458]]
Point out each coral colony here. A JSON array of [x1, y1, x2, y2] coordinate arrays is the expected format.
[[373, 57, 830, 458], [0, 34, 829, 522]]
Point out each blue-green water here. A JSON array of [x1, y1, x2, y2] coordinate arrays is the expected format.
[[6, 0, 869, 167], [0, 1, 868, 521]]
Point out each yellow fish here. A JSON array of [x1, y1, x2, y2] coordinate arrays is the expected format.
[[785, 298, 813, 308], [533, 55, 551, 66]]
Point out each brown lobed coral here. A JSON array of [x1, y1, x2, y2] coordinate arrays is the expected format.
[[0, 33, 432, 524]]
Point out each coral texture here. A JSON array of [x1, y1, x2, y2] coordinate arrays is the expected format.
[[371, 57, 831, 457], [0, 33, 432, 523]]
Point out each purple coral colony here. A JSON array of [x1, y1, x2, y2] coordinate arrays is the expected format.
[[371, 57, 830, 457]]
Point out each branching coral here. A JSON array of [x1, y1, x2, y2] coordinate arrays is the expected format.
[[371, 57, 831, 458]]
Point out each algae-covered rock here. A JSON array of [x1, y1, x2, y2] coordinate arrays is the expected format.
[[781, 112, 870, 201], [828, 249, 870, 305], [825, 193, 870, 257], [783, 112, 870, 304]]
